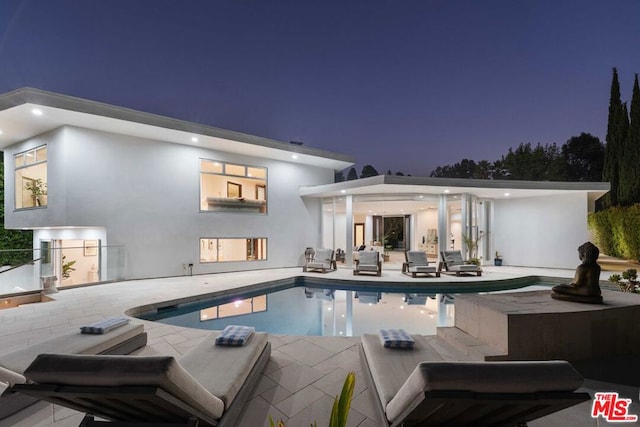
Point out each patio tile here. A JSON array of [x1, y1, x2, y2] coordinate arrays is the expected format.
[[249, 374, 278, 399], [313, 345, 362, 374], [277, 339, 335, 366], [259, 384, 293, 406], [301, 335, 359, 354], [236, 396, 288, 427], [274, 384, 325, 417], [264, 349, 295, 374], [312, 367, 367, 398], [266, 361, 326, 393], [350, 387, 379, 421]]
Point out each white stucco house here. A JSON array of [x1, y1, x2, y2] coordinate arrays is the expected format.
[[0, 88, 609, 294]]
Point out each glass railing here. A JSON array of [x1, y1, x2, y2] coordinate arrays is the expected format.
[[0, 245, 125, 297]]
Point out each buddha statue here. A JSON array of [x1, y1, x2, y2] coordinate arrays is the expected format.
[[551, 242, 603, 304]]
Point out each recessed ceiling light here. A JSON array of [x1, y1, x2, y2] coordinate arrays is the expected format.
[[419, 195, 424, 198], [291, 154, 298, 159], [340, 190, 346, 194], [444, 189, 450, 193], [191, 137, 198, 142], [504, 192, 511, 197], [32, 108, 43, 116]]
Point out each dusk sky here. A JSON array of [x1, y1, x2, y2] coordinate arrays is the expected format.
[[1, 0, 640, 176]]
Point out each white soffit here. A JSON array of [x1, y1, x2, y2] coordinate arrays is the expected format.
[[301, 175, 610, 200], [0, 88, 354, 170]]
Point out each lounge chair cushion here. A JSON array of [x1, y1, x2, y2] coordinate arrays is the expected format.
[[23, 353, 225, 420], [442, 250, 466, 265], [215, 325, 255, 346], [80, 317, 130, 334], [358, 251, 379, 265], [408, 265, 437, 273], [379, 329, 415, 349], [0, 323, 144, 385], [386, 361, 584, 422], [179, 331, 268, 409], [361, 333, 438, 414], [442, 250, 479, 272], [406, 251, 429, 265]]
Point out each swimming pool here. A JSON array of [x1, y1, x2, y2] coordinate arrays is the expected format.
[[136, 277, 557, 337]]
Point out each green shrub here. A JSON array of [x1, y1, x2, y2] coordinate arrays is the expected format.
[[589, 204, 640, 261]]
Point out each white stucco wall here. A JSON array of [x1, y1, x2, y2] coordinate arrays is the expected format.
[[493, 192, 589, 269], [5, 126, 333, 279]]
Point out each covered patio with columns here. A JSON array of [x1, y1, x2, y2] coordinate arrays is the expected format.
[[300, 175, 609, 270]]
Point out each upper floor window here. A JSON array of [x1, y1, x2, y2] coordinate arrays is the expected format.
[[200, 159, 267, 214], [14, 145, 47, 209]]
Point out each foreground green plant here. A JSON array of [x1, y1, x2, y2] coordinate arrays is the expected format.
[[269, 371, 356, 427]]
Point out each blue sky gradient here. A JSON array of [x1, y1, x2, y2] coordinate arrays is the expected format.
[[1, 0, 639, 175]]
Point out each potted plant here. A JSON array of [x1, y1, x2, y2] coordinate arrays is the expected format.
[[25, 178, 47, 206], [494, 251, 503, 266], [62, 255, 76, 285]]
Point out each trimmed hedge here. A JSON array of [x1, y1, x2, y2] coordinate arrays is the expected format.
[[588, 204, 640, 261]]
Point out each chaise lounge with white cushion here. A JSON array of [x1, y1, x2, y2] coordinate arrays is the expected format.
[[8, 329, 270, 427], [440, 250, 482, 276], [359, 333, 590, 426], [0, 320, 147, 420], [404, 251, 440, 278]]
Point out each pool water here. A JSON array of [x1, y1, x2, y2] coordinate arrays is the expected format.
[[139, 282, 553, 337]]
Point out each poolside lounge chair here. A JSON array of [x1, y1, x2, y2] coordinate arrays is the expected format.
[[8, 330, 270, 427], [359, 333, 590, 426], [440, 250, 482, 276], [303, 248, 336, 273], [0, 321, 147, 420], [404, 251, 440, 278], [354, 250, 382, 276]]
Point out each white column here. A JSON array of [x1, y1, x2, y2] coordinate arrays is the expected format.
[[345, 195, 354, 266], [437, 195, 448, 259]]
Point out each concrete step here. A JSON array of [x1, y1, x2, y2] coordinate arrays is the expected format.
[[437, 326, 506, 361]]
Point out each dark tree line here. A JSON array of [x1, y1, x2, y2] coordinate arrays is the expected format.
[[430, 134, 604, 182]]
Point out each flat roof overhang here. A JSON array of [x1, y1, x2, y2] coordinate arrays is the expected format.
[[0, 88, 354, 170], [300, 175, 610, 204]]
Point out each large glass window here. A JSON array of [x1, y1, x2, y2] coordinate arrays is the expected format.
[[14, 146, 47, 209], [200, 159, 267, 213], [200, 238, 267, 263]]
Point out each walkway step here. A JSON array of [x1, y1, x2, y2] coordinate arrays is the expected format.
[[437, 326, 506, 361]]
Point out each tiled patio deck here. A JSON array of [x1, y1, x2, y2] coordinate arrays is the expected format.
[[1, 264, 639, 426]]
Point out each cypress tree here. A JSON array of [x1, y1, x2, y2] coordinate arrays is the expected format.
[[602, 68, 624, 207], [626, 74, 640, 204], [616, 102, 631, 204]]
